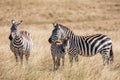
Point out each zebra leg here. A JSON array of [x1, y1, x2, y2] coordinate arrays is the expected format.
[[52, 55, 56, 70], [14, 53, 18, 62], [20, 52, 24, 65], [25, 51, 30, 64], [56, 58, 60, 69], [69, 54, 73, 67], [62, 56, 65, 66], [101, 52, 109, 65], [109, 46, 114, 64], [74, 54, 79, 65]]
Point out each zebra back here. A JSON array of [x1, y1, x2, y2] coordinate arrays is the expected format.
[[20, 31, 32, 41]]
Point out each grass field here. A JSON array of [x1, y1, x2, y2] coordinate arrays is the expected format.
[[0, 0, 120, 80]]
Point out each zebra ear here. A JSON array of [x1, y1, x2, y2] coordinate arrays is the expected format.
[[19, 20, 23, 24], [62, 36, 69, 44], [65, 36, 70, 40], [11, 19, 15, 24], [17, 20, 23, 27], [58, 25, 61, 29], [67, 36, 70, 40], [20, 20, 23, 23], [53, 23, 58, 27]]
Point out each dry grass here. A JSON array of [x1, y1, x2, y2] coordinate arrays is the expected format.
[[0, 0, 120, 80]]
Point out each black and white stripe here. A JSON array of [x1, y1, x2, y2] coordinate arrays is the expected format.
[[9, 20, 33, 64], [49, 23, 114, 65], [49, 37, 69, 70]]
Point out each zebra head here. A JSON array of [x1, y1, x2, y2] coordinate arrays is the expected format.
[[62, 36, 70, 51], [9, 19, 23, 41], [48, 23, 67, 44]]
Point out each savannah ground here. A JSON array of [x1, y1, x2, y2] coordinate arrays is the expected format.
[[0, 0, 120, 80]]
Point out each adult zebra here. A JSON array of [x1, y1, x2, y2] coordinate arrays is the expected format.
[[9, 20, 33, 64], [48, 23, 114, 66]]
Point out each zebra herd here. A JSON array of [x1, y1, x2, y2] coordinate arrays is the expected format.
[[9, 20, 114, 70]]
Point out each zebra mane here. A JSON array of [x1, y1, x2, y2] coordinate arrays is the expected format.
[[58, 24, 74, 35]]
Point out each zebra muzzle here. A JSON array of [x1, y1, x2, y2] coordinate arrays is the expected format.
[[55, 40, 62, 44]]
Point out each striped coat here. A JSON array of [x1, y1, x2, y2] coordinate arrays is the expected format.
[[49, 37, 69, 70], [49, 23, 114, 66], [9, 20, 33, 64]]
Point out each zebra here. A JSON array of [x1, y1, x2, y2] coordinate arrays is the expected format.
[[9, 19, 33, 64], [48, 23, 114, 66], [48, 37, 70, 70]]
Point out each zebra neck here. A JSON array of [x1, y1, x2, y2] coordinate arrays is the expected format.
[[13, 36, 23, 45], [68, 35, 86, 48], [65, 30, 74, 38]]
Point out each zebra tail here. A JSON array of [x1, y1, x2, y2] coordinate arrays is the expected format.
[[110, 46, 114, 63]]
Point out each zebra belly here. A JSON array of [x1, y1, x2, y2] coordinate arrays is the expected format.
[[78, 52, 97, 57], [10, 43, 29, 53], [52, 50, 66, 58]]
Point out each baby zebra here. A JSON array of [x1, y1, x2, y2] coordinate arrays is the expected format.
[[49, 37, 70, 70], [9, 19, 33, 64]]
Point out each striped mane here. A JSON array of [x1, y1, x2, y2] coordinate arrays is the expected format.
[[58, 24, 74, 35]]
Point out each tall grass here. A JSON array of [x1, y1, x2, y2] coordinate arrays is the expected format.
[[0, 25, 120, 80], [0, 0, 120, 80]]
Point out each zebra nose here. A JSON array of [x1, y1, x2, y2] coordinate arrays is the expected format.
[[48, 38, 52, 44], [9, 34, 13, 41]]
